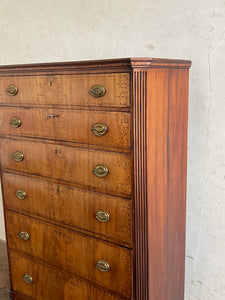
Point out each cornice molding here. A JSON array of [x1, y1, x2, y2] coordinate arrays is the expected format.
[[0, 58, 191, 75]]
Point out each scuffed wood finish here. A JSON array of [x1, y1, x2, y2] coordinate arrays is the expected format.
[[10, 251, 127, 300], [3, 172, 132, 247], [146, 68, 189, 300], [0, 73, 130, 108], [6, 211, 132, 298], [0, 138, 132, 196], [0, 107, 131, 150]]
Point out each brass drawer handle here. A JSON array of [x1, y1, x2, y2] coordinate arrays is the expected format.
[[12, 151, 24, 162], [96, 210, 110, 223], [10, 117, 21, 128], [93, 165, 108, 178], [23, 273, 33, 284], [18, 231, 30, 241], [16, 189, 27, 200], [90, 85, 105, 98], [96, 260, 110, 272], [92, 123, 108, 137], [6, 85, 18, 96]]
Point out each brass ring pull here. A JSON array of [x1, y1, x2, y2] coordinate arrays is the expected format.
[[90, 85, 106, 98], [18, 231, 30, 241], [96, 210, 110, 223], [12, 151, 24, 162], [93, 165, 108, 178], [23, 273, 33, 284], [92, 123, 108, 137], [6, 85, 18, 96], [96, 260, 110, 272], [16, 189, 27, 200], [10, 117, 21, 128]]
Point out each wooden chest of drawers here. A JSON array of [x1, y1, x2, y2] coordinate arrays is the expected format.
[[0, 58, 191, 300]]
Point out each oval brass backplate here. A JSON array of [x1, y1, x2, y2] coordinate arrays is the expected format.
[[93, 165, 108, 178], [16, 189, 27, 200], [6, 85, 18, 96], [96, 260, 110, 272], [92, 123, 108, 137], [96, 210, 110, 223], [17, 231, 30, 241], [23, 273, 33, 284], [12, 151, 24, 162], [90, 85, 106, 98], [10, 117, 21, 128]]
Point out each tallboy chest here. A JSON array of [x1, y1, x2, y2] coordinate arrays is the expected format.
[[0, 58, 191, 300]]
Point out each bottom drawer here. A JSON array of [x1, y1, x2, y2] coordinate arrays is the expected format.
[[9, 251, 128, 300]]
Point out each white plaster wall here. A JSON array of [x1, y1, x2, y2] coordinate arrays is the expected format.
[[0, 0, 224, 299]]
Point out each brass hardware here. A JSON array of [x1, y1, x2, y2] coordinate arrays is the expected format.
[[93, 165, 108, 178], [90, 85, 106, 98], [96, 210, 110, 223], [6, 85, 18, 96], [96, 260, 110, 272], [12, 151, 24, 162], [17, 231, 30, 241], [92, 123, 108, 137], [23, 273, 33, 284], [16, 189, 27, 200], [10, 117, 21, 128]]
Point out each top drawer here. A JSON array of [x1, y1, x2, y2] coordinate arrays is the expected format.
[[0, 73, 130, 108]]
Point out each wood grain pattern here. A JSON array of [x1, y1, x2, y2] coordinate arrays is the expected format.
[[146, 69, 169, 299], [0, 138, 132, 196], [0, 73, 130, 108], [166, 69, 189, 299], [9, 251, 128, 300], [146, 68, 189, 300], [10, 292, 32, 300], [0, 58, 191, 300], [0, 107, 131, 150], [2, 172, 132, 247], [6, 211, 132, 298]]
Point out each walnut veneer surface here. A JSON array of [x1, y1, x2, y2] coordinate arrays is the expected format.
[[0, 58, 191, 300]]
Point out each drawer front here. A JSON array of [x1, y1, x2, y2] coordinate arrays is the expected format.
[[10, 251, 127, 300], [6, 211, 132, 298], [0, 107, 131, 150], [0, 73, 130, 107], [0, 138, 132, 195], [3, 173, 132, 247]]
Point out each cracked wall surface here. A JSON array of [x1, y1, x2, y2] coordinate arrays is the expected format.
[[0, 0, 224, 299]]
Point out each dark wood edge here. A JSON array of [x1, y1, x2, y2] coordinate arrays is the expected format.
[[133, 69, 149, 300], [0, 57, 191, 75], [0, 169, 13, 294], [130, 58, 191, 68], [10, 290, 33, 300], [0, 103, 132, 112]]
